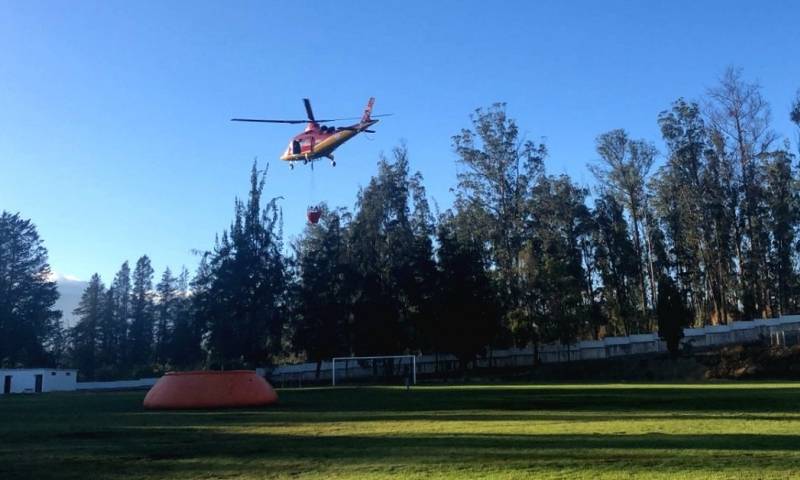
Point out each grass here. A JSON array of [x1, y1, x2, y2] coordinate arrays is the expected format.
[[2, 383, 800, 479]]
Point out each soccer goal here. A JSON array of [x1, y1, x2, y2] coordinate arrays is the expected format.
[[331, 355, 416, 386]]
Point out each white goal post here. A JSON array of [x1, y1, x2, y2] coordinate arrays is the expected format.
[[331, 355, 416, 386]]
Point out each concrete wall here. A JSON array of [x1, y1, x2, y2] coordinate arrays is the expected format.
[[75, 378, 157, 391], [43, 370, 78, 391], [0, 370, 159, 394], [0, 369, 78, 394]]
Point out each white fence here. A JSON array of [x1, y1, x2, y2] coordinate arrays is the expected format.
[[269, 315, 800, 383]]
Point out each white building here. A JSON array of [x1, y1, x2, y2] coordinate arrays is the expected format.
[[1, 368, 78, 394]]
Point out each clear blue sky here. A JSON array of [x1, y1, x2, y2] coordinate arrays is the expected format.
[[2, 1, 799, 282]]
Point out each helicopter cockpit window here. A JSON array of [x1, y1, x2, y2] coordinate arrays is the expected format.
[[292, 140, 301, 154]]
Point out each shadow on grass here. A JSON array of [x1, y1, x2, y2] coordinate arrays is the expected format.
[[5, 385, 800, 429], [5, 430, 800, 479], [4, 386, 800, 479], [273, 385, 800, 414]]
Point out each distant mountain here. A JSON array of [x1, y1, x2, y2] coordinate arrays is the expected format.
[[53, 277, 87, 328]]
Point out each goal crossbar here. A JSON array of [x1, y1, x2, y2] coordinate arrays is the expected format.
[[331, 355, 416, 386]]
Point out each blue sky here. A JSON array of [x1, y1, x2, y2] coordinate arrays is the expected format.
[[1, 1, 799, 283]]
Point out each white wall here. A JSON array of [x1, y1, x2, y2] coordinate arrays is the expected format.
[[266, 315, 800, 382], [0, 370, 157, 393], [75, 378, 157, 391], [0, 369, 78, 393], [44, 370, 78, 391]]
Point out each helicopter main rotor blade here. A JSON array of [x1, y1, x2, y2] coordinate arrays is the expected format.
[[319, 114, 393, 121], [231, 112, 392, 124], [303, 98, 316, 122], [231, 117, 360, 124], [231, 118, 309, 124]]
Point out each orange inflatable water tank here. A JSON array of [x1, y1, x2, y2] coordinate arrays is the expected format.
[[143, 370, 278, 410]]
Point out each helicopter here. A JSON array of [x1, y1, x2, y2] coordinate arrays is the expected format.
[[232, 97, 389, 169]]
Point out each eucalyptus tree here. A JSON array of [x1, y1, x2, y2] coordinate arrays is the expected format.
[[406, 171, 439, 351], [522, 175, 592, 346], [654, 99, 710, 324], [791, 90, 800, 150], [705, 67, 777, 318], [452, 103, 547, 319], [591, 194, 641, 335], [590, 129, 657, 315], [701, 129, 740, 323], [764, 150, 799, 315]]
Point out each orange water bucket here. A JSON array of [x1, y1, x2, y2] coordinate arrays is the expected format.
[[307, 207, 322, 224], [143, 370, 278, 409]]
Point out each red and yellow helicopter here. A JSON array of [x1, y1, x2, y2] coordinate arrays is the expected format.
[[232, 97, 389, 169]]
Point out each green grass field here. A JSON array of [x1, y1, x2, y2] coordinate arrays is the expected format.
[[2, 383, 800, 479]]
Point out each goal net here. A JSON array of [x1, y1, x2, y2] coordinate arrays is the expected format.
[[331, 355, 416, 386]]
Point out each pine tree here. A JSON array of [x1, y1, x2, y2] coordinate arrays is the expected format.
[[656, 275, 693, 357], [205, 162, 286, 368], [128, 255, 154, 367], [0, 211, 62, 367], [435, 214, 501, 369], [96, 286, 117, 375], [171, 266, 201, 368], [109, 261, 131, 367], [71, 274, 105, 379], [189, 255, 215, 366], [347, 145, 434, 356], [154, 267, 177, 365], [291, 207, 353, 377]]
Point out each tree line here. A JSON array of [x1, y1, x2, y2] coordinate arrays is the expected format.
[[2, 68, 800, 379]]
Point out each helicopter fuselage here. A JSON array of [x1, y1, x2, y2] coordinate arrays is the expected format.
[[280, 119, 379, 163], [232, 97, 384, 167]]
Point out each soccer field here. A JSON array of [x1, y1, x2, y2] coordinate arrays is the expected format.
[[2, 384, 800, 479]]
